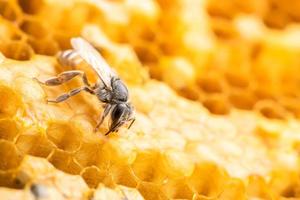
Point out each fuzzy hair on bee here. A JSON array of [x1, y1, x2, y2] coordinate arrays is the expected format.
[[35, 37, 135, 135]]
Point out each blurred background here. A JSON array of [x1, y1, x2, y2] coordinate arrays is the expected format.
[[1, 0, 300, 199]]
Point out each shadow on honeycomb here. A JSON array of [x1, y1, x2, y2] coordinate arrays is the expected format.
[[1, 0, 300, 200]]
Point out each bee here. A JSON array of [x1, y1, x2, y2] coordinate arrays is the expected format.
[[35, 37, 135, 135]]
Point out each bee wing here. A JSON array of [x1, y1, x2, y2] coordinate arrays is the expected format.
[[71, 37, 116, 88]]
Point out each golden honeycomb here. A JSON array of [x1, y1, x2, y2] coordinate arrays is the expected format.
[[1, 0, 300, 199]]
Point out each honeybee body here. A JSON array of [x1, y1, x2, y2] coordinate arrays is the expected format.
[[36, 37, 135, 135], [94, 77, 128, 104]]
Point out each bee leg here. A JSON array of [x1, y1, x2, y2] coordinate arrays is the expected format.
[[47, 86, 88, 103], [105, 129, 115, 136], [94, 104, 112, 132], [127, 118, 135, 130], [34, 70, 91, 87], [105, 129, 112, 136], [105, 125, 117, 136], [105, 120, 123, 136], [106, 117, 135, 135]]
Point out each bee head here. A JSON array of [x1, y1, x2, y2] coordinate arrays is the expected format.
[[106, 103, 133, 135]]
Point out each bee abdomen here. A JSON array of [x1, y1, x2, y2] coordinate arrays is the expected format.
[[57, 49, 84, 67]]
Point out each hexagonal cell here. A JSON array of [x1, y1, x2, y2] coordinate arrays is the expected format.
[[254, 100, 290, 119], [224, 71, 250, 89], [228, 89, 257, 110], [158, 56, 196, 90], [197, 73, 225, 94], [269, 169, 300, 198], [110, 164, 139, 188], [15, 127, 54, 158], [134, 44, 161, 64], [14, 156, 89, 199], [201, 94, 231, 115], [81, 166, 114, 188], [0, 118, 20, 141], [74, 140, 106, 168], [131, 151, 167, 184], [277, 96, 300, 118], [0, 140, 23, 170], [0, 1, 21, 22], [0, 84, 23, 118], [218, 178, 246, 200], [19, 17, 50, 39], [179, 85, 202, 101], [138, 181, 169, 200], [101, 138, 137, 165], [280, 185, 300, 198], [161, 179, 194, 199], [206, 0, 236, 19], [47, 149, 82, 175], [160, 150, 195, 179], [210, 18, 238, 39], [0, 40, 34, 60], [263, 9, 290, 29], [81, 166, 104, 188], [17, 0, 44, 14], [187, 162, 229, 197], [246, 175, 274, 199], [46, 121, 82, 153], [28, 38, 59, 56], [253, 86, 276, 100]]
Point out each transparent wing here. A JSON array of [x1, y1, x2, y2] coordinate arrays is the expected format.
[[71, 37, 116, 88]]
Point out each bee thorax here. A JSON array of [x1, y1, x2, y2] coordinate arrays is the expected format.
[[111, 78, 129, 102], [95, 87, 112, 103]]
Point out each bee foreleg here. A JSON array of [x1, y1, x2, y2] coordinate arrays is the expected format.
[[47, 86, 88, 103], [34, 70, 91, 87], [105, 121, 123, 136], [94, 104, 112, 132]]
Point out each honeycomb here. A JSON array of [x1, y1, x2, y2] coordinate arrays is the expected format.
[[1, 0, 300, 199]]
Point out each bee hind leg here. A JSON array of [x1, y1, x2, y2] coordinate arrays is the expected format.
[[47, 86, 91, 103], [34, 70, 91, 87]]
